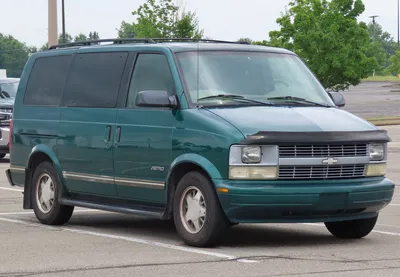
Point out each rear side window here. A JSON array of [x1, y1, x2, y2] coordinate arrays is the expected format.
[[63, 52, 128, 108], [23, 55, 72, 106]]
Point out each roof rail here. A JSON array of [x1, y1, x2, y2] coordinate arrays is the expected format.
[[47, 37, 251, 50], [152, 38, 250, 44], [48, 38, 156, 50]]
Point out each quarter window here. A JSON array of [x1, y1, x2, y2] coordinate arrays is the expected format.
[[23, 55, 72, 106]]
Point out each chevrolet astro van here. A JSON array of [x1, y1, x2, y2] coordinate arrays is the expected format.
[[6, 38, 395, 247]]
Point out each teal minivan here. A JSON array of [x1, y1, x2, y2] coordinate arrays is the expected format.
[[6, 38, 395, 247]]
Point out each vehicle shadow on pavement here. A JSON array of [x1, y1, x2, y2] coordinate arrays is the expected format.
[[66, 213, 360, 248], [218, 224, 359, 247], [0, 158, 10, 163]]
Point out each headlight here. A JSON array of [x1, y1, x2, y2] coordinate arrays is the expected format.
[[241, 146, 261, 163], [366, 163, 387, 177], [229, 166, 278, 180], [369, 144, 384, 161]]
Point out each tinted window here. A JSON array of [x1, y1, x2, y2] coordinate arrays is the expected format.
[[23, 55, 72, 106], [126, 53, 174, 108], [63, 52, 128, 107]]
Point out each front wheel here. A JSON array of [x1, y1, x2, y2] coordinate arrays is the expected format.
[[173, 171, 229, 247], [31, 161, 74, 225], [324, 215, 378, 239]]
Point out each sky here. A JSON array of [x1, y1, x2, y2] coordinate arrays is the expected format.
[[0, 0, 399, 47]]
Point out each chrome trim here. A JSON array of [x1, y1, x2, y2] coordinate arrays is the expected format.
[[279, 156, 370, 166], [278, 144, 369, 158], [278, 164, 367, 180], [62, 171, 165, 189], [62, 172, 114, 184], [10, 166, 25, 173], [115, 178, 165, 190]]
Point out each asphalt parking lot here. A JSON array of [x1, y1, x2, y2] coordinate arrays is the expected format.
[[343, 82, 400, 118], [0, 125, 399, 277]]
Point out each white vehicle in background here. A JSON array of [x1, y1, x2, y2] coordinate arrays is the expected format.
[[0, 75, 19, 159]]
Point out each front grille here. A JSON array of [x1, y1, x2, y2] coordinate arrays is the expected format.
[[279, 144, 368, 158], [278, 164, 366, 180]]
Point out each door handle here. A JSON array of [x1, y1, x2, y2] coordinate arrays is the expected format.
[[115, 126, 121, 143], [104, 125, 112, 142]]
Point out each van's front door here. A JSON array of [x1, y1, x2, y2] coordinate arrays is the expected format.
[[114, 52, 177, 205], [58, 51, 129, 197]]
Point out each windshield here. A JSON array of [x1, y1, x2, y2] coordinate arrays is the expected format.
[[175, 51, 334, 107], [0, 82, 19, 98]]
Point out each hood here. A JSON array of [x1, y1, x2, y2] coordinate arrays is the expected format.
[[0, 97, 14, 108], [207, 106, 377, 137]]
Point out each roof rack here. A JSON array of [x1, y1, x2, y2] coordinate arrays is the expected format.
[[48, 38, 156, 50], [151, 38, 250, 44], [47, 37, 250, 50]]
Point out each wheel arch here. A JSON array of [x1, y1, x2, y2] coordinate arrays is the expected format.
[[23, 144, 64, 209], [162, 153, 223, 220]]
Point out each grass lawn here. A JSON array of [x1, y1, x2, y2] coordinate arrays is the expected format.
[[366, 116, 400, 126], [362, 75, 400, 82]]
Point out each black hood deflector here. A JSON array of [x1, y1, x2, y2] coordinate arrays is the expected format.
[[240, 130, 391, 145]]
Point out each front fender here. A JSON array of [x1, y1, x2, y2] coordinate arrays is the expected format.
[[162, 153, 224, 220], [167, 153, 223, 181]]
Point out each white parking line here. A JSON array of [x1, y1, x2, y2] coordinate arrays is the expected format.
[[303, 223, 400, 237], [0, 216, 257, 263], [0, 186, 23, 192]]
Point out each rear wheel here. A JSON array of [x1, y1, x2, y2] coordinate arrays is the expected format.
[[325, 215, 378, 239], [173, 171, 228, 247], [31, 161, 74, 225]]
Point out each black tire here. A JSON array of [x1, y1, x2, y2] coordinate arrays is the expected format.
[[31, 161, 74, 225], [173, 171, 229, 247], [324, 215, 378, 239]]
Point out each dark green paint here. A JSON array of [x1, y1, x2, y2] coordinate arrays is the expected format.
[[8, 42, 395, 224]]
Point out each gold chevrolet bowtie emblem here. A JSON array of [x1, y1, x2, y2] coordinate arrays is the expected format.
[[322, 157, 338, 165]]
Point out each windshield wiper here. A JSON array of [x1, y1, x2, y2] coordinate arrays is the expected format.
[[197, 94, 275, 106], [267, 96, 331, 107]]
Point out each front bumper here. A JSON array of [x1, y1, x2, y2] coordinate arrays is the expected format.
[[215, 177, 395, 223]]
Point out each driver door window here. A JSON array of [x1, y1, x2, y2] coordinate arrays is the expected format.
[[127, 53, 174, 108]]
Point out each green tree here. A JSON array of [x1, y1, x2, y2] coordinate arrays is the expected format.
[[74, 31, 100, 42], [269, 0, 377, 91], [118, 0, 203, 39], [74, 33, 88, 42], [237, 38, 271, 46], [366, 40, 386, 75], [386, 50, 400, 76], [40, 31, 100, 51], [59, 33, 74, 44], [88, 31, 100, 40], [0, 34, 30, 77], [237, 38, 253, 44], [367, 22, 398, 70]]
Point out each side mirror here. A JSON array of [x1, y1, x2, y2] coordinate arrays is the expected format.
[[328, 91, 345, 107], [136, 90, 178, 108]]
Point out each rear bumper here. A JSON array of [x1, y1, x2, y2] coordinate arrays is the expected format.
[[215, 177, 395, 223]]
